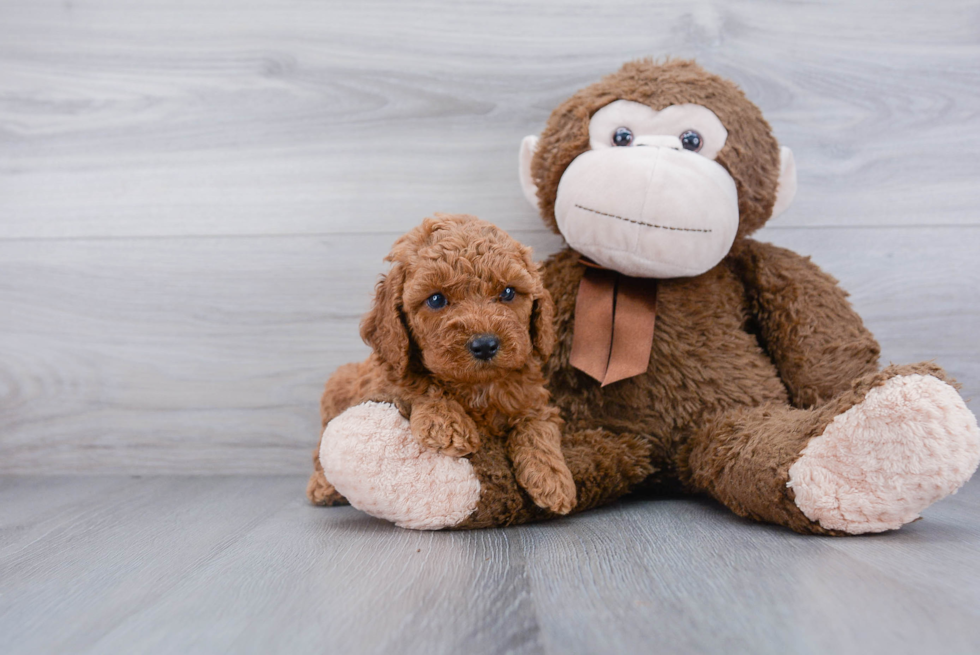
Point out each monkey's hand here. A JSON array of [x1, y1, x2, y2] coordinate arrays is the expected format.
[[509, 417, 577, 515], [410, 396, 481, 458]]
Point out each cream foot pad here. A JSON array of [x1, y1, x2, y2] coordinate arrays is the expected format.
[[789, 375, 980, 534], [319, 401, 481, 530]]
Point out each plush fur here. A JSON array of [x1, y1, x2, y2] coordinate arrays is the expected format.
[[452, 59, 979, 533], [308, 214, 577, 515], [531, 59, 781, 240], [313, 58, 979, 535], [319, 401, 482, 530], [787, 374, 980, 533]]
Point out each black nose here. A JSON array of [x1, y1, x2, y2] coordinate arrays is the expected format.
[[468, 334, 500, 361]]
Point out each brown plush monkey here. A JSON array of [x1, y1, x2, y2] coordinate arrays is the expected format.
[[316, 59, 980, 535]]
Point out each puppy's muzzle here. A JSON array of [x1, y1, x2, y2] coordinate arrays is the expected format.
[[468, 334, 500, 361]]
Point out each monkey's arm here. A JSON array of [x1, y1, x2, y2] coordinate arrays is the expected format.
[[734, 238, 881, 408], [410, 389, 481, 457]]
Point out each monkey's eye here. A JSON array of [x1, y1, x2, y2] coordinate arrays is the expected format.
[[612, 127, 633, 147], [425, 293, 448, 310], [680, 130, 703, 152], [499, 287, 516, 302]]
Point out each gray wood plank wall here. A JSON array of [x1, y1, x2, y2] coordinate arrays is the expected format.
[[2, 0, 978, 474]]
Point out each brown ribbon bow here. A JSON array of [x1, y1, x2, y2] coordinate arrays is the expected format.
[[569, 260, 658, 387]]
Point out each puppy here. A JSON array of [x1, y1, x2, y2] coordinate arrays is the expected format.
[[308, 214, 576, 515]]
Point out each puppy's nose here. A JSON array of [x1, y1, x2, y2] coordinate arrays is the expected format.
[[468, 334, 500, 361]]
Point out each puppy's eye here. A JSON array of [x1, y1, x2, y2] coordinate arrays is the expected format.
[[499, 287, 516, 302], [425, 293, 447, 310]]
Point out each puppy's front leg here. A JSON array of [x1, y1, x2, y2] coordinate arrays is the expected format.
[[410, 393, 481, 457], [509, 414, 577, 515]]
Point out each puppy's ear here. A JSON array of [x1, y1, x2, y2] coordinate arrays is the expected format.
[[360, 264, 411, 378], [531, 287, 556, 361]]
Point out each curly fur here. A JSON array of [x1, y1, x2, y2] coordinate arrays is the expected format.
[[309, 214, 576, 515]]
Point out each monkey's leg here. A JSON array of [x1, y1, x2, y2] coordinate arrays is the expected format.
[[456, 426, 653, 529], [680, 364, 980, 535], [319, 400, 653, 529]]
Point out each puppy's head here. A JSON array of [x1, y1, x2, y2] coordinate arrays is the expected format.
[[361, 214, 555, 385]]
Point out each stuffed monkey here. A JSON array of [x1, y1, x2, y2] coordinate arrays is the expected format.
[[313, 59, 980, 534]]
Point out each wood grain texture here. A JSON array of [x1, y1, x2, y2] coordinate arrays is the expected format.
[[1, 0, 980, 239], [2, 475, 980, 654], [1, 0, 979, 474], [1, 227, 977, 473], [3, 3, 979, 652]]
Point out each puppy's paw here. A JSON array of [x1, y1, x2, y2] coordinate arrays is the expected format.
[[412, 408, 481, 457], [516, 456, 577, 515]]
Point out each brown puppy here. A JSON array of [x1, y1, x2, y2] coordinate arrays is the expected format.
[[308, 214, 576, 515]]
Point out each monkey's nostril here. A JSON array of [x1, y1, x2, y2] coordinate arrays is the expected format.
[[468, 335, 500, 361]]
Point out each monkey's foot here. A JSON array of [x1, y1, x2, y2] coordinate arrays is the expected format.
[[788, 374, 980, 534], [306, 471, 348, 506], [319, 402, 481, 530]]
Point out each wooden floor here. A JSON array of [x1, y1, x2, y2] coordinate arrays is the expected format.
[[3, 0, 980, 652], [2, 475, 979, 654]]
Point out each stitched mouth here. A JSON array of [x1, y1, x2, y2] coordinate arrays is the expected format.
[[574, 204, 712, 234]]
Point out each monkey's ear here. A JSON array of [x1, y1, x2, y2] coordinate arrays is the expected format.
[[770, 146, 797, 220], [531, 287, 556, 361], [518, 135, 540, 210], [359, 266, 411, 378]]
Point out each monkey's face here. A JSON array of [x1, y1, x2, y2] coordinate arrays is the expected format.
[[519, 60, 798, 280], [553, 100, 738, 278]]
